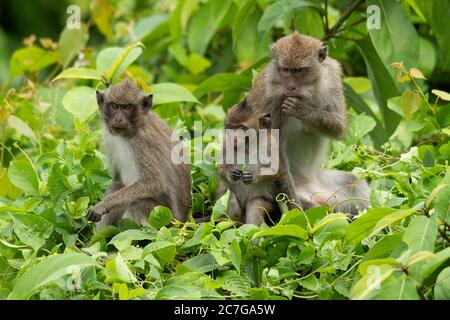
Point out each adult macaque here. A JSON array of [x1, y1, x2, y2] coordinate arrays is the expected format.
[[246, 31, 369, 213], [87, 79, 191, 226]]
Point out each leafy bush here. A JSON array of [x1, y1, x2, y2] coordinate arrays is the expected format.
[[0, 0, 449, 300]]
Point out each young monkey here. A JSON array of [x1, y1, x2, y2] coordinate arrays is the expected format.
[[245, 31, 369, 214], [218, 99, 291, 225], [87, 79, 191, 226]]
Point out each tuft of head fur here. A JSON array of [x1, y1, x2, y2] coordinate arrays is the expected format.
[[271, 31, 323, 68], [107, 78, 143, 105]]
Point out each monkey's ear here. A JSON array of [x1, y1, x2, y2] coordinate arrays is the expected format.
[[142, 94, 153, 112], [318, 45, 328, 63], [259, 113, 272, 129], [96, 90, 104, 108]]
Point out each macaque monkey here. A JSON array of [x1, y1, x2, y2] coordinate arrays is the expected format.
[[87, 79, 191, 226], [246, 31, 369, 214], [217, 99, 293, 225]]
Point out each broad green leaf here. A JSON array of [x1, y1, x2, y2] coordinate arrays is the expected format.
[[129, 15, 168, 41], [109, 229, 156, 251], [58, 25, 89, 67], [403, 215, 437, 254], [346, 208, 396, 244], [414, 0, 450, 69], [257, 1, 284, 35], [152, 83, 200, 105], [7, 115, 37, 141], [62, 86, 98, 121], [373, 209, 415, 234], [183, 253, 218, 273], [188, 2, 216, 55], [8, 253, 97, 299], [367, 0, 419, 69], [310, 213, 348, 234], [421, 247, 450, 286], [434, 267, 450, 300], [362, 234, 404, 262], [434, 171, 450, 224], [235, 9, 268, 64], [350, 264, 394, 300], [155, 285, 202, 300], [343, 84, 387, 148], [212, 190, 230, 220], [228, 239, 241, 271], [357, 38, 400, 136], [9, 46, 58, 77], [149, 206, 173, 229], [144, 241, 176, 265], [104, 253, 136, 283], [400, 90, 422, 121], [194, 73, 251, 98], [432, 89, 450, 102], [348, 113, 377, 142], [233, 0, 256, 46], [9, 213, 53, 251], [101, 43, 144, 83], [52, 67, 103, 82], [8, 160, 39, 195], [343, 77, 371, 94], [375, 276, 420, 300], [254, 224, 308, 240]]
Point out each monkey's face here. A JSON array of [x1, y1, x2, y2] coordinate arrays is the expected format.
[[96, 82, 153, 136], [102, 102, 139, 136]]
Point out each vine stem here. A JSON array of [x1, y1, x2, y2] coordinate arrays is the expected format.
[[322, 0, 364, 42]]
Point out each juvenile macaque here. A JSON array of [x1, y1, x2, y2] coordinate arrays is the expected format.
[[246, 31, 369, 213], [217, 99, 293, 225], [87, 79, 191, 226]]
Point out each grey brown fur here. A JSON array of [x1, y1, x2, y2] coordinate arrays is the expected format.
[[245, 31, 369, 214], [87, 79, 191, 226]]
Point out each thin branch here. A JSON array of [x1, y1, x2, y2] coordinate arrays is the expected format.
[[324, 0, 329, 32], [322, 0, 364, 42]]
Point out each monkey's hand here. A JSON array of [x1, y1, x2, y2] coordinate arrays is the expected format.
[[229, 168, 243, 181], [281, 97, 305, 118], [86, 204, 109, 222], [242, 170, 254, 185]]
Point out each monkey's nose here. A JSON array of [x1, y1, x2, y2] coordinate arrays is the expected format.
[[287, 84, 296, 92]]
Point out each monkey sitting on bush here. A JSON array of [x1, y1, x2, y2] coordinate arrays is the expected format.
[[86, 79, 191, 226]]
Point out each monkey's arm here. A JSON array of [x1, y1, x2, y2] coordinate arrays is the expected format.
[[87, 182, 157, 222], [282, 97, 347, 138]]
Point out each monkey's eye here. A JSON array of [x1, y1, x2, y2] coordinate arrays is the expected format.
[[281, 68, 290, 73], [123, 104, 132, 111], [111, 103, 119, 110]]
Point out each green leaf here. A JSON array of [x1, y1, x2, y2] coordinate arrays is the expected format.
[[421, 247, 450, 286], [9, 46, 58, 77], [434, 267, 450, 300], [233, 0, 256, 46], [52, 67, 103, 82], [350, 264, 394, 300], [96, 44, 144, 83], [373, 209, 415, 234], [212, 190, 230, 220], [367, 0, 419, 69], [7, 115, 37, 142], [414, 0, 450, 69], [357, 38, 400, 136], [375, 276, 420, 300], [109, 229, 156, 251], [90, 0, 114, 41], [400, 90, 422, 121], [254, 225, 308, 240], [343, 84, 387, 148], [228, 239, 241, 271], [8, 253, 97, 299], [362, 234, 404, 262], [9, 213, 53, 251], [183, 253, 218, 273], [58, 25, 89, 67], [188, 2, 216, 55], [152, 83, 200, 105], [8, 160, 39, 195], [403, 215, 437, 254], [194, 73, 251, 98], [155, 285, 202, 300], [149, 206, 173, 229], [62, 86, 98, 121], [257, 1, 284, 35], [346, 208, 396, 244], [104, 253, 136, 283]]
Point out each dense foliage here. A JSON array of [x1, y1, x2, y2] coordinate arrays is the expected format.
[[0, 0, 449, 300]]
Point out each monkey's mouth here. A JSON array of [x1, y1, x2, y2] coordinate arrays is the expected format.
[[110, 126, 129, 136]]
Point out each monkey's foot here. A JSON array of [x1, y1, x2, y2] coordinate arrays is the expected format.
[[86, 205, 109, 222], [230, 168, 243, 181], [242, 170, 253, 184]]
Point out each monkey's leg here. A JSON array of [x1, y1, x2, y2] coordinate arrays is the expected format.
[[227, 191, 243, 222], [123, 199, 156, 226], [245, 198, 275, 226]]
